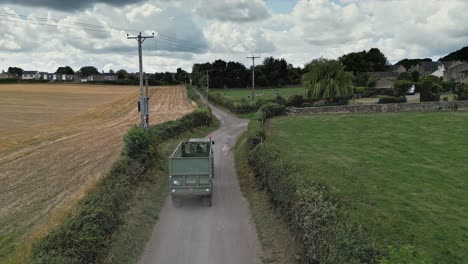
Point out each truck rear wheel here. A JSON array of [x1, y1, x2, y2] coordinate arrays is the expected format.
[[171, 196, 182, 208], [203, 195, 212, 207]]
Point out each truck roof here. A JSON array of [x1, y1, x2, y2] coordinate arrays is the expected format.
[[188, 138, 210, 143]]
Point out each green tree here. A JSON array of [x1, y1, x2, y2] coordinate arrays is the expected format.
[[420, 79, 440, 102], [56, 66, 74, 74], [302, 59, 353, 103], [439, 46, 468, 61], [79, 66, 99, 77], [339, 48, 389, 73], [396, 58, 432, 70], [411, 71, 420, 82], [393, 80, 412, 97], [7, 67, 23, 77], [116, 69, 129, 80]]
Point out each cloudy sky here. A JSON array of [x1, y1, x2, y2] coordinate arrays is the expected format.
[[0, 0, 466, 73]]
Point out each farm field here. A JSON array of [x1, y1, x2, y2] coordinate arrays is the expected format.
[[0, 84, 195, 259], [209, 86, 306, 102], [266, 112, 468, 263]]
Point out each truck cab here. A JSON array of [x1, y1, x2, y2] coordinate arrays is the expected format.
[[169, 138, 215, 207]]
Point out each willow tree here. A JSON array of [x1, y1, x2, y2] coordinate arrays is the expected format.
[[302, 59, 353, 103]]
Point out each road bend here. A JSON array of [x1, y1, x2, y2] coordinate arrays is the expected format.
[[139, 96, 261, 264]]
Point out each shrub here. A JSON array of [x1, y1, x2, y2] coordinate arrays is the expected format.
[[287, 94, 304, 107], [420, 80, 440, 102], [378, 96, 407, 104], [441, 81, 456, 93], [393, 80, 412, 97], [259, 103, 286, 118], [443, 96, 449, 101], [272, 95, 287, 105], [456, 85, 468, 100], [302, 102, 313, 107]]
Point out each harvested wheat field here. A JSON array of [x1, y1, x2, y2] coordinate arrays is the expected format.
[[0, 84, 195, 258]]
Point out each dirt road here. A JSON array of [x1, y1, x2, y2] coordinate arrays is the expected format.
[[139, 99, 261, 264]]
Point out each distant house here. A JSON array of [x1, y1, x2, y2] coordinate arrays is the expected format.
[[389, 64, 407, 74], [444, 61, 468, 83], [88, 73, 117, 81], [408, 61, 441, 77], [22, 71, 40, 80], [461, 69, 468, 84], [430, 64, 445, 78], [367, 71, 399, 89], [0, 70, 15, 79]]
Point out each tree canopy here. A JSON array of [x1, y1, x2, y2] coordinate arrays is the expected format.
[[439, 46, 468, 61], [56, 66, 74, 74], [116, 69, 128, 80], [79, 66, 99, 77], [339, 48, 389, 73], [7, 67, 23, 76], [191, 57, 300, 88], [302, 59, 353, 102], [396, 58, 432, 70]]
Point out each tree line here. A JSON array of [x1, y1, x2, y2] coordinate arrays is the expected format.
[[191, 57, 303, 89]]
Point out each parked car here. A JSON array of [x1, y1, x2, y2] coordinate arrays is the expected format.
[[407, 85, 416, 95]]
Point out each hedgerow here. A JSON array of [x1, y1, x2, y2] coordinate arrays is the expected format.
[[30, 90, 214, 263]]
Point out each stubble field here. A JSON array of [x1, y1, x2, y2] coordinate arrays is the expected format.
[[0, 84, 195, 259]]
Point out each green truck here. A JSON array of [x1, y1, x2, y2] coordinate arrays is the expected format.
[[169, 138, 215, 207]]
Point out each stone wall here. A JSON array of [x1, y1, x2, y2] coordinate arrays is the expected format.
[[287, 100, 468, 115]]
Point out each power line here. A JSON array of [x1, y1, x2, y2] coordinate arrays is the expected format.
[[0, 12, 210, 51]]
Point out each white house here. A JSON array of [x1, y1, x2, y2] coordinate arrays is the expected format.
[[430, 64, 445, 78], [22, 71, 40, 80]]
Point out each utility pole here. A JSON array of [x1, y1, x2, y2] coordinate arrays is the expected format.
[[144, 74, 149, 128], [246, 55, 260, 100], [205, 70, 210, 102], [127, 32, 154, 129]]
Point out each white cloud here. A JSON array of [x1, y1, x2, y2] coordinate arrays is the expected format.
[[195, 0, 270, 22], [0, 0, 467, 73]]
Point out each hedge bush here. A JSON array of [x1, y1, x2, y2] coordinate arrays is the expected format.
[[31, 96, 214, 263], [378, 96, 407, 104], [287, 94, 304, 107], [420, 80, 441, 102]]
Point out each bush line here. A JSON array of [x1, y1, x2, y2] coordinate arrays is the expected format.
[[30, 87, 213, 263], [243, 104, 427, 263]]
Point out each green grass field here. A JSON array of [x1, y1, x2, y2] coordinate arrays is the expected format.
[[209, 86, 306, 101], [266, 112, 468, 263]]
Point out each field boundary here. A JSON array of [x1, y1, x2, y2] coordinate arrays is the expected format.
[[288, 100, 468, 115]]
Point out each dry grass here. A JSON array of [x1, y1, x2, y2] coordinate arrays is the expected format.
[[0, 84, 195, 261]]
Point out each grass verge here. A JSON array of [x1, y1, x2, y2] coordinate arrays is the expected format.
[[235, 132, 303, 264]]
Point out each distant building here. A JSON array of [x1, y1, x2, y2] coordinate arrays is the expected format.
[[367, 71, 399, 89], [88, 73, 117, 81], [22, 71, 40, 80], [444, 61, 468, 83], [389, 64, 407, 74], [0, 70, 15, 79], [408, 61, 441, 77], [460, 69, 468, 84]]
